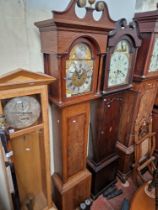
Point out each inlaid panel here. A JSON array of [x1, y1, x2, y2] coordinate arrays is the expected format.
[[67, 114, 86, 177]]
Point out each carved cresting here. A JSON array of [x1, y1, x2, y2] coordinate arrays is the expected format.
[[52, 0, 115, 29]]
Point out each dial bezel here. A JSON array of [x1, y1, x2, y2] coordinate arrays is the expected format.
[[62, 37, 100, 101], [103, 35, 136, 94], [3, 95, 41, 130]]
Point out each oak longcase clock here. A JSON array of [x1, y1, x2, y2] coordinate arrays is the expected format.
[[134, 8, 158, 81], [0, 69, 56, 210], [103, 19, 142, 94], [35, 0, 115, 209]]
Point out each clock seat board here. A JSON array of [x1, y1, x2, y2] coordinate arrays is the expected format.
[[0, 69, 56, 210]]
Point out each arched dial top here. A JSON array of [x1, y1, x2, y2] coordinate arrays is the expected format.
[[108, 40, 131, 87], [149, 37, 158, 72], [4, 96, 41, 129], [66, 43, 94, 97]]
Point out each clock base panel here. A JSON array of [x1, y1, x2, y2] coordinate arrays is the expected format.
[[87, 154, 119, 198], [53, 170, 91, 210]]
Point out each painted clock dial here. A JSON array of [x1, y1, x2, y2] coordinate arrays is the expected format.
[[149, 38, 158, 72], [66, 43, 94, 97], [4, 96, 41, 129], [108, 40, 130, 87]]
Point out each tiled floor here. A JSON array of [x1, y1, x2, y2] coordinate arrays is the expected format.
[[91, 178, 137, 210]]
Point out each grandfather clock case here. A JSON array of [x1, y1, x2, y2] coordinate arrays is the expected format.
[[87, 19, 141, 195], [35, 0, 115, 209], [117, 9, 158, 181], [0, 69, 56, 210]]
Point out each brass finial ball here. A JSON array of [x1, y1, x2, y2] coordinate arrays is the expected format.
[[95, 1, 105, 11], [88, 0, 96, 6], [77, 0, 87, 8]]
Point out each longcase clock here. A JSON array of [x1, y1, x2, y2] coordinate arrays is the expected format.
[[117, 8, 158, 181], [87, 19, 141, 195], [0, 69, 56, 210], [35, 0, 115, 209]]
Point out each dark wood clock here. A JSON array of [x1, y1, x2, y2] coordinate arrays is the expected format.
[[102, 19, 141, 94], [35, 0, 115, 209], [134, 8, 158, 81], [87, 19, 141, 196]]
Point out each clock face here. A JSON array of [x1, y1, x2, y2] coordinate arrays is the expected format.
[[108, 40, 130, 87], [149, 38, 158, 72], [4, 96, 41, 129], [66, 43, 94, 97]]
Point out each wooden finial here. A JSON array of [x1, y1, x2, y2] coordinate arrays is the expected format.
[[88, 0, 96, 7], [77, 0, 87, 8], [95, 1, 105, 11]]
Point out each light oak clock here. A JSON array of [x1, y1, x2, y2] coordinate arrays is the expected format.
[[0, 69, 56, 210], [35, 0, 115, 209], [134, 8, 158, 81], [103, 19, 141, 94]]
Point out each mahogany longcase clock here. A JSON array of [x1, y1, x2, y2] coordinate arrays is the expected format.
[[117, 8, 158, 181], [87, 19, 141, 195], [134, 7, 158, 81], [35, 0, 115, 209]]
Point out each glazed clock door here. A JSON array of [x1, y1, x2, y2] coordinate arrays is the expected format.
[[4, 96, 41, 129], [108, 40, 131, 88], [65, 42, 94, 98], [103, 19, 141, 93], [148, 37, 158, 73]]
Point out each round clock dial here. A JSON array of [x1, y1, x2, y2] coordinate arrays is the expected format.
[[4, 96, 41, 129], [66, 43, 94, 97], [149, 38, 158, 72], [108, 40, 130, 87]]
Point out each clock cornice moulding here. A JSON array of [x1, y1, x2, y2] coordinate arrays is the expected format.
[[0, 69, 56, 90]]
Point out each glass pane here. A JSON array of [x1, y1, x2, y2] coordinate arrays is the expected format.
[[66, 43, 94, 97], [108, 40, 130, 87], [149, 38, 158, 72]]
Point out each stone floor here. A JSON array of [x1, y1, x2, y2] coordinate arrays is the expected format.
[[90, 178, 137, 210]]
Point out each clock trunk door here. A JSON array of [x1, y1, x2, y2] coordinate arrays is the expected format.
[[89, 94, 123, 163]]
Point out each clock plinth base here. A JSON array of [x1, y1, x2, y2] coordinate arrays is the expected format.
[[87, 154, 119, 198], [53, 170, 91, 210], [116, 144, 134, 183]]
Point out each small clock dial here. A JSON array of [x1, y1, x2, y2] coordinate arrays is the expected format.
[[149, 38, 158, 72], [4, 96, 41, 129], [108, 40, 130, 87], [66, 43, 94, 97]]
